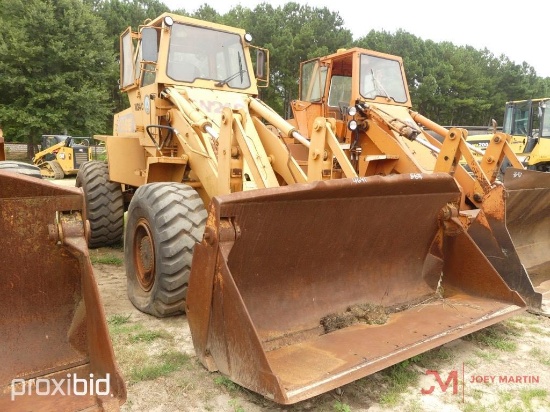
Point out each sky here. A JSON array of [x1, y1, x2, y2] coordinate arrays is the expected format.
[[161, 0, 549, 78]]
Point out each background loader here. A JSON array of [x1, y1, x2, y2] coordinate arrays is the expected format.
[[0, 144, 126, 410], [466, 98, 550, 171], [76, 14, 527, 404], [289, 47, 549, 316], [33, 134, 92, 179]]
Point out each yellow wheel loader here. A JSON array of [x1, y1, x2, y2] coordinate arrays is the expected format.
[[33, 134, 92, 179], [78, 14, 527, 404], [0, 146, 126, 410], [466, 98, 550, 172], [290, 47, 549, 316]]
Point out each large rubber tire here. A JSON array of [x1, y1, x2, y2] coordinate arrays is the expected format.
[[76, 161, 124, 248], [125, 183, 207, 317], [0, 161, 42, 179]]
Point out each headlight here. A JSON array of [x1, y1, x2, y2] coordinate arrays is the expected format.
[[164, 16, 174, 27], [347, 106, 357, 116], [348, 120, 358, 131]]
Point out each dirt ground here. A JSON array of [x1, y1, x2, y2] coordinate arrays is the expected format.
[[87, 244, 550, 412]]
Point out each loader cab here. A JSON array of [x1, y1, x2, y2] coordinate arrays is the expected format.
[[504, 100, 534, 141], [359, 55, 408, 103], [166, 23, 252, 89], [118, 13, 266, 137], [467, 98, 550, 171], [502, 99, 550, 155], [119, 14, 263, 93], [292, 48, 411, 141], [503, 99, 550, 138], [504, 99, 550, 170], [41, 134, 69, 149], [41, 134, 89, 150]]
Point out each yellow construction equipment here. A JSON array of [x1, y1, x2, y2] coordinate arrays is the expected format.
[[466, 98, 550, 171], [77, 16, 526, 404], [33, 134, 92, 179], [290, 47, 548, 315], [0, 146, 126, 410]]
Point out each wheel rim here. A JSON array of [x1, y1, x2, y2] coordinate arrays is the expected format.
[[133, 218, 155, 292]]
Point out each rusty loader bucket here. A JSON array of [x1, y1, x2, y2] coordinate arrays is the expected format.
[[187, 173, 526, 404], [504, 167, 550, 315], [0, 172, 126, 411]]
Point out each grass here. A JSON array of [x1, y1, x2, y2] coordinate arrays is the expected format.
[[473, 349, 499, 361], [108, 314, 131, 326], [528, 348, 550, 366], [108, 315, 170, 344], [333, 400, 351, 412], [463, 323, 520, 352], [378, 358, 421, 406], [519, 388, 548, 410], [462, 403, 489, 412], [107, 314, 141, 336], [507, 314, 539, 326], [228, 398, 245, 412], [508, 314, 550, 337], [461, 385, 549, 412], [128, 329, 169, 343], [527, 325, 550, 336], [130, 350, 191, 382], [362, 347, 458, 406], [107, 314, 178, 382], [90, 253, 124, 266], [214, 375, 241, 394]]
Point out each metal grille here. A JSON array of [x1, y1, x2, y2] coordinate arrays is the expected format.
[[74, 151, 89, 168]]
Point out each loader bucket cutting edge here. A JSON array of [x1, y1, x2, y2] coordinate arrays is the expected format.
[[187, 173, 526, 404], [504, 167, 550, 315], [0, 171, 126, 411]]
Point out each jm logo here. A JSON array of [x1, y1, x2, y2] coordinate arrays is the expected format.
[[421, 370, 458, 395]]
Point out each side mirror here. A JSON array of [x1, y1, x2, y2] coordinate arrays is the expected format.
[[256, 49, 267, 80]]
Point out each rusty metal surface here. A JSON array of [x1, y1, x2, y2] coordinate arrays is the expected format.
[[504, 168, 550, 271], [0, 171, 126, 410], [187, 173, 526, 404], [503, 167, 550, 315], [465, 184, 542, 311]]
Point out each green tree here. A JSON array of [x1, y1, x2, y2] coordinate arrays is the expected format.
[[191, 4, 222, 23], [0, 0, 116, 157]]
